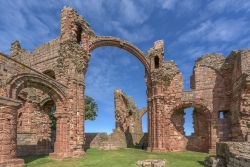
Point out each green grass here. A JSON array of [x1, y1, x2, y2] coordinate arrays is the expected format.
[[23, 148, 208, 167]]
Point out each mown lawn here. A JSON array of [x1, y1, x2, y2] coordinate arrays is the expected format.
[[23, 148, 208, 167]]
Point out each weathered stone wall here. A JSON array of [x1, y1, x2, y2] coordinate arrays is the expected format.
[[16, 95, 53, 156], [84, 132, 148, 150], [84, 130, 127, 150], [205, 142, 250, 167], [11, 38, 61, 76], [229, 50, 250, 142], [114, 89, 145, 146]]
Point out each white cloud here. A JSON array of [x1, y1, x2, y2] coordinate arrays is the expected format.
[[178, 18, 249, 43], [119, 0, 149, 25], [111, 21, 154, 43]]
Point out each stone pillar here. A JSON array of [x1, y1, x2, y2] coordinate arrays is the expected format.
[[70, 80, 85, 157], [209, 115, 217, 153], [49, 112, 69, 159], [0, 97, 24, 167], [147, 98, 152, 151], [149, 80, 165, 152]]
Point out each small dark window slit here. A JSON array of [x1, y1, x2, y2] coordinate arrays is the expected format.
[[154, 56, 159, 69]]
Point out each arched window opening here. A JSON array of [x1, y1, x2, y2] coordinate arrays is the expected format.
[[154, 56, 159, 69], [184, 107, 194, 136], [142, 112, 148, 133], [43, 70, 56, 79], [76, 25, 83, 44]]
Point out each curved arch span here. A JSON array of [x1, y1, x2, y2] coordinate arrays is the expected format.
[[139, 107, 147, 119], [7, 73, 67, 102], [89, 36, 150, 73], [170, 99, 211, 117]]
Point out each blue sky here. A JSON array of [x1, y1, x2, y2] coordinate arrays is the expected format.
[[1, 0, 250, 134]]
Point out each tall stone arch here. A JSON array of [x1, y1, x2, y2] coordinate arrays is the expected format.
[[89, 36, 150, 73]]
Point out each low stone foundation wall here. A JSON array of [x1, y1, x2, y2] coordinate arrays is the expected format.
[[205, 142, 250, 167], [84, 131, 148, 150], [17, 134, 53, 156], [84, 130, 126, 150]]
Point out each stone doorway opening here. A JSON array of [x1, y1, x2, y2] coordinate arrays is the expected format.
[[84, 46, 148, 150], [171, 104, 210, 153], [16, 89, 57, 156]]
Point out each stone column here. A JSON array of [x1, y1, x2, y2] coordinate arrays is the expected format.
[[70, 80, 85, 157], [0, 97, 24, 167], [209, 114, 217, 153], [147, 98, 152, 151], [49, 111, 69, 159]]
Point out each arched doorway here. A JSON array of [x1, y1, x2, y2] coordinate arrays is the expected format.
[[6, 73, 67, 157], [83, 36, 149, 150], [170, 102, 211, 152]]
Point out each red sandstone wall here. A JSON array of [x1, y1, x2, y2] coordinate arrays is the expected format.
[[114, 89, 144, 146], [17, 97, 53, 156]]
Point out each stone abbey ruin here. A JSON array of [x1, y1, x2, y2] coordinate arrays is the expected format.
[[0, 7, 249, 167], [85, 89, 147, 150]]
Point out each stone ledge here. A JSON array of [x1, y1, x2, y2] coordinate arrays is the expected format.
[[0, 96, 22, 107]]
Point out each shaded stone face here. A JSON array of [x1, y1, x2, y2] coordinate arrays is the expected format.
[[0, 6, 250, 167]]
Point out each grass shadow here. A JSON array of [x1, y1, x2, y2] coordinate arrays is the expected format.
[[198, 160, 205, 166], [21, 155, 49, 164]]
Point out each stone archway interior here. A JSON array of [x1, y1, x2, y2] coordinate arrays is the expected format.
[[170, 104, 210, 152]]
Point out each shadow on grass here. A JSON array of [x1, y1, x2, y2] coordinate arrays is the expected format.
[[21, 155, 49, 164], [198, 160, 205, 166]]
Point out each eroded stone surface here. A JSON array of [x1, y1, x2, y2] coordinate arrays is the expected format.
[[136, 159, 166, 167], [205, 142, 250, 167]]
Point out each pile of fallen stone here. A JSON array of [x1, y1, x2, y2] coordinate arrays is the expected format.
[[136, 159, 166, 167]]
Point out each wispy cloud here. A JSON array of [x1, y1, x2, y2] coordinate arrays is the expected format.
[[178, 18, 249, 43], [158, 0, 201, 13], [208, 0, 250, 13], [111, 21, 154, 43], [160, 0, 178, 10]]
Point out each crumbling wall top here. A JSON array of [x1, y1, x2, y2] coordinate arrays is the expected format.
[[151, 60, 180, 86], [195, 53, 225, 71]]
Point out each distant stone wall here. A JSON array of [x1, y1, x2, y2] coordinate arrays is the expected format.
[[114, 89, 145, 146], [84, 132, 148, 150], [84, 131, 126, 150]]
